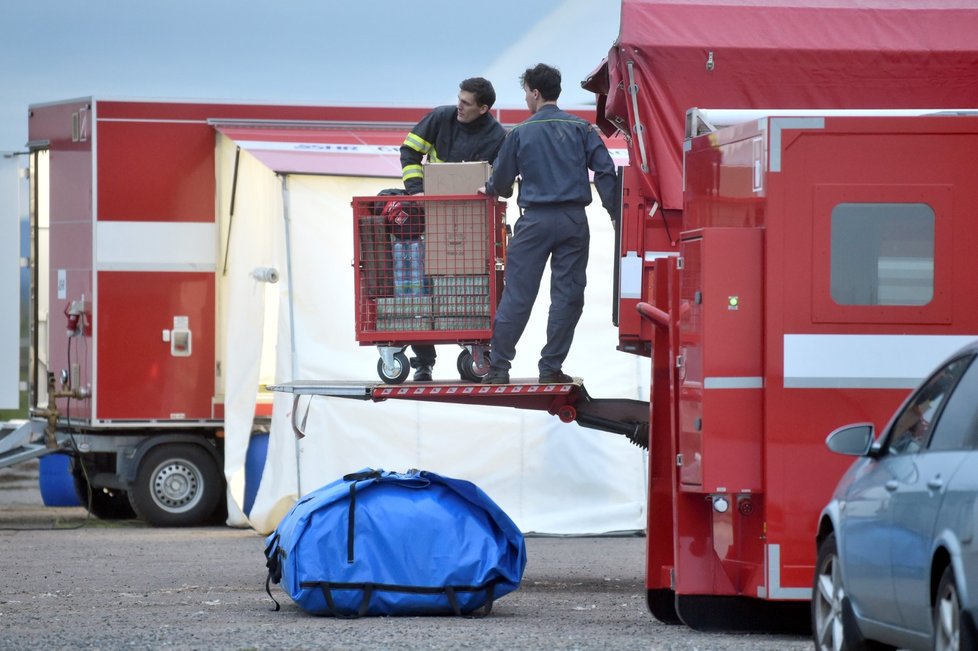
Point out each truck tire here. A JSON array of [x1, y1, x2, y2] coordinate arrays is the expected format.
[[128, 444, 223, 527], [71, 458, 137, 520]]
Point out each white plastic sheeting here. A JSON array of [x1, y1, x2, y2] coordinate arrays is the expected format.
[[216, 134, 650, 535], [0, 153, 27, 410]]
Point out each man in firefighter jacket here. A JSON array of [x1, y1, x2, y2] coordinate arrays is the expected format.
[[399, 77, 506, 381], [479, 63, 617, 385]]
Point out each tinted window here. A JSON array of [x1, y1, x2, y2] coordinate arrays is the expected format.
[[830, 203, 934, 306], [887, 355, 971, 455], [927, 355, 978, 451]]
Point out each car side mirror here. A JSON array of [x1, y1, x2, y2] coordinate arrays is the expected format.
[[825, 423, 876, 456]]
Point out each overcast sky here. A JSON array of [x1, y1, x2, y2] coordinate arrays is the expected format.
[[0, 0, 621, 150]]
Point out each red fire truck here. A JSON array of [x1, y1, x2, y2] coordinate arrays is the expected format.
[[580, 0, 978, 630], [270, 0, 978, 632]]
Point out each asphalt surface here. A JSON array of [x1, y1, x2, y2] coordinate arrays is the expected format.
[[0, 460, 814, 651]]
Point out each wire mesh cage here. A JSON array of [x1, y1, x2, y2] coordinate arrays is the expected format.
[[352, 194, 507, 383]]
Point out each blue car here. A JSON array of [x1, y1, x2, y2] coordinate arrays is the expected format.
[[813, 342, 978, 651]]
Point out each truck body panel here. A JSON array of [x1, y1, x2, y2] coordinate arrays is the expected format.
[[581, 1, 978, 626], [655, 114, 978, 617]]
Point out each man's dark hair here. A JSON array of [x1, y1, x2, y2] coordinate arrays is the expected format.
[[520, 63, 561, 102], [460, 77, 496, 109]]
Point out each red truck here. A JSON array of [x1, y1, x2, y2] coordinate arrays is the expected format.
[[272, 0, 978, 632], [580, 0, 978, 630]]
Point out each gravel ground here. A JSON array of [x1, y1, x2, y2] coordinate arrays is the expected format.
[[0, 460, 813, 651]]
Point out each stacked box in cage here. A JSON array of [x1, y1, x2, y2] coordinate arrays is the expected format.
[[376, 296, 433, 331], [430, 275, 489, 295], [431, 275, 491, 330]]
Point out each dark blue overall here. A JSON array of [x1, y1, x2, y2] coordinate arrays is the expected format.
[[484, 104, 617, 375]]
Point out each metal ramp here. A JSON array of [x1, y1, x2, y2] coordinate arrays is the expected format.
[[267, 378, 650, 449], [0, 419, 65, 469]]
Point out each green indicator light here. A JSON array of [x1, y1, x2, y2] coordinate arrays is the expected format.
[[728, 296, 739, 308]]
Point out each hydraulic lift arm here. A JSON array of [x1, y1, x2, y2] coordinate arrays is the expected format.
[[267, 378, 649, 449]]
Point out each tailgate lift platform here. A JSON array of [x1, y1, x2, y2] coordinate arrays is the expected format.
[[267, 379, 650, 449]]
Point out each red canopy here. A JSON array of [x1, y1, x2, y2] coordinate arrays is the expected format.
[[585, 0, 978, 209]]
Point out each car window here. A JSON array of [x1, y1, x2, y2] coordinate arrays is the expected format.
[[886, 354, 974, 455], [927, 354, 978, 451]]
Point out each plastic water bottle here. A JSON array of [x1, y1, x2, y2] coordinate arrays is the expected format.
[[393, 239, 425, 296]]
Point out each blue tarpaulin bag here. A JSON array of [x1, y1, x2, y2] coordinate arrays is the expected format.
[[264, 468, 526, 617]]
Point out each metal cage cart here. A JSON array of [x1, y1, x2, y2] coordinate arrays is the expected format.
[[352, 194, 507, 384]]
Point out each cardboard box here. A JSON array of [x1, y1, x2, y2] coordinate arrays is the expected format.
[[423, 163, 493, 275], [424, 205, 487, 275], [423, 162, 491, 196]]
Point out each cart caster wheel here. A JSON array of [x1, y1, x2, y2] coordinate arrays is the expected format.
[[378, 352, 410, 384], [457, 349, 489, 383]]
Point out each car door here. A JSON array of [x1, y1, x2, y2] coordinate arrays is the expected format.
[[839, 453, 900, 623], [886, 354, 977, 631], [841, 354, 973, 626]]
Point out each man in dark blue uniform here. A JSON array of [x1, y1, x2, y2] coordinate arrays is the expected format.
[[480, 63, 618, 384], [400, 77, 506, 381]]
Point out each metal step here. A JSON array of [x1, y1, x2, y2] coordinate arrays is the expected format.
[[0, 419, 63, 469]]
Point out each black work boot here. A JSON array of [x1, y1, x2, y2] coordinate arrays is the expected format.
[[539, 370, 574, 384], [410, 357, 433, 382], [482, 368, 509, 384]]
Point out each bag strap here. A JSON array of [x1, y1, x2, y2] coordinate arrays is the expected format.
[[315, 582, 373, 619], [474, 581, 496, 618], [265, 573, 281, 612], [263, 534, 283, 611], [448, 581, 496, 618], [341, 470, 382, 563], [300, 579, 500, 618]]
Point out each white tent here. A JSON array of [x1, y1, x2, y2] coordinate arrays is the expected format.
[[0, 153, 25, 410], [215, 131, 650, 535]]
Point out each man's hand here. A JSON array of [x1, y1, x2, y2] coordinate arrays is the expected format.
[[477, 186, 487, 195]]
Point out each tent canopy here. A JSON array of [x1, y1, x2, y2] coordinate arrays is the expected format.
[[214, 124, 407, 177], [585, 0, 978, 209], [215, 122, 630, 177]]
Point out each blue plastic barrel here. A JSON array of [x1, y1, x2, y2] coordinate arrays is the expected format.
[[38, 452, 82, 507], [243, 432, 270, 516]]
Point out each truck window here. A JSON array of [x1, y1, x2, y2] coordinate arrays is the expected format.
[[830, 202, 934, 306]]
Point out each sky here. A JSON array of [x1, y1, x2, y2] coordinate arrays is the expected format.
[[0, 0, 622, 151]]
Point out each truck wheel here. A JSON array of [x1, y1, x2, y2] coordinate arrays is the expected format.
[[71, 459, 137, 520], [646, 588, 680, 624], [128, 444, 223, 527]]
